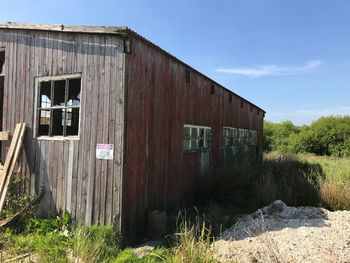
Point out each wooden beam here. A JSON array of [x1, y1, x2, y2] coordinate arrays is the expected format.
[[0, 123, 26, 212]]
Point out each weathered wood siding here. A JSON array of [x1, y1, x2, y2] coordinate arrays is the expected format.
[[124, 35, 264, 236], [0, 29, 125, 227]]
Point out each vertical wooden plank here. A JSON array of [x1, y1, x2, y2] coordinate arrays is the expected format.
[[66, 140, 74, 214]]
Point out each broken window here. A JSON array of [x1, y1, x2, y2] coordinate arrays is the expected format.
[[0, 49, 5, 75], [37, 75, 81, 137], [184, 125, 211, 151]]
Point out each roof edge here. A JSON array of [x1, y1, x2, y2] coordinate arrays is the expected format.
[[0, 22, 265, 113], [0, 22, 129, 35]]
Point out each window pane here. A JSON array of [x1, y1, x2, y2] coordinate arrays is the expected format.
[[224, 137, 229, 147], [67, 78, 81, 106], [191, 138, 198, 149], [199, 128, 204, 138], [204, 139, 211, 149], [184, 127, 191, 139], [52, 109, 64, 135], [184, 139, 191, 151], [191, 128, 198, 138], [229, 129, 233, 137], [40, 81, 51, 108], [205, 129, 211, 138], [0, 50, 5, 75], [53, 80, 65, 107], [38, 109, 50, 136], [198, 138, 204, 148], [66, 108, 79, 135]]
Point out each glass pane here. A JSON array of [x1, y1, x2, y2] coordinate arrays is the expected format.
[[204, 139, 211, 149], [229, 129, 233, 137], [184, 127, 191, 139], [53, 80, 65, 107], [38, 109, 50, 136], [205, 129, 211, 138], [66, 108, 79, 135], [184, 139, 191, 151], [224, 137, 229, 147], [40, 81, 51, 108], [0, 51, 5, 75], [52, 109, 64, 135], [199, 128, 204, 138], [191, 128, 198, 138], [191, 138, 198, 149], [67, 78, 81, 106], [198, 138, 204, 148]]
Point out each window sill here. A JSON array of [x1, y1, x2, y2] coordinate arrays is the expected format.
[[36, 136, 80, 141], [184, 148, 211, 154]]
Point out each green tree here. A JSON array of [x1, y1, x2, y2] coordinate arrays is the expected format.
[[294, 116, 350, 157], [263, 120, 301, 152]]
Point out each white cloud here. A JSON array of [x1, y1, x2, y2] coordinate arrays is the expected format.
[[267, 106, 350, 125], [216, 60, 323, 78]]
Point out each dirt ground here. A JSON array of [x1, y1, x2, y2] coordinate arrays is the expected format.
[[213, 200, 350, 263]]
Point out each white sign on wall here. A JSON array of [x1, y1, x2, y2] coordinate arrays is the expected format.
[[96, 144, 114, 160]]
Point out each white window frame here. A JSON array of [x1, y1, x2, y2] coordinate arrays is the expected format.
[[183, 124, 211, 152], [34, 73, 82, 140], [223, 126, 238, 148]]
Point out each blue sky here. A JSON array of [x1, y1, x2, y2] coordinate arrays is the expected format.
[[1, 0, 350, 125]]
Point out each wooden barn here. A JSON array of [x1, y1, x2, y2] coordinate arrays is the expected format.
[[0, 22, 265, 238]]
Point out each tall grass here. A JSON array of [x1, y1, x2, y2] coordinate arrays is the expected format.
[[171, 213, 217, 263], [72, 224, 121, 263], [200, 152, 323, 213], [261, 153, 350, 211], [292, 154, 350, 210]]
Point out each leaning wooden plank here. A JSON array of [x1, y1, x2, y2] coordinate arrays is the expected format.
[[0, 187, 44, 228], [0, 124, 23, 195], [3, 253, 33, 263], [0, 123, 26, 212]]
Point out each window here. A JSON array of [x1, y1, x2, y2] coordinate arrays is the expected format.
[[249, 130, 258, 145], [0, 49, 5, 76], [36, 74, 81, 137], [238, 128, 249, 143], [184, 125, 211, 151], [223, 127, 238, 156], [223, 127, 237, 147]]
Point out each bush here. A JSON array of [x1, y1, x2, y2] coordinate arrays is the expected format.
[[264, 116, 350, 157]]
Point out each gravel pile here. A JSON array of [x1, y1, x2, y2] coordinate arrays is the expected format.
[[213, 200, 350, 262]]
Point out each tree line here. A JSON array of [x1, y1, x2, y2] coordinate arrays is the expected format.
[[264, 116, 350, 157]]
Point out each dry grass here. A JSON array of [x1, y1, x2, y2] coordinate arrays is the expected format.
[[171, 213, 218, 263], [319, 180, 350, 210]]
